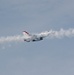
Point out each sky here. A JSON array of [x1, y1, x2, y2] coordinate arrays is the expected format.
[[0, 0, 74, 75]]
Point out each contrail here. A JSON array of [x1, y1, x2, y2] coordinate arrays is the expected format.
[[0, 28, 74, 44]]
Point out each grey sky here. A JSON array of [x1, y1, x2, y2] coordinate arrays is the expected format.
[[0, 0, 74, 75]]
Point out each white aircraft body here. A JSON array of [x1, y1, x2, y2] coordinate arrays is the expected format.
[[23, 31, 51, 42]]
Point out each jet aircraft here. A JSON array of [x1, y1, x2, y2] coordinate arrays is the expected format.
[[23, 31, 52, 42]]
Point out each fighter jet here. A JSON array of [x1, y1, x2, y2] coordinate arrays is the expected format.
[[23, 31, 52, 42]]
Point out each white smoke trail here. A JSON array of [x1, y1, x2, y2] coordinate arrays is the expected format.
[[38, 28, 74, 38], [0, 28, 74, 44], [48, 28, 74, 38], [0, 35, 25, 44]]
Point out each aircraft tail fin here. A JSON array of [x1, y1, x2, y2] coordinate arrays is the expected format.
[[23, 31, 31, 36]]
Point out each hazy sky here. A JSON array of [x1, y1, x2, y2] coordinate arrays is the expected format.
[[0, 0, 74, 75]]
